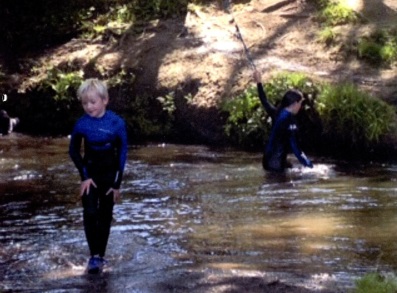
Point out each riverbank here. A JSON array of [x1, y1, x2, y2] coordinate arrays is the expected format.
[[1, 1, 396, 145]]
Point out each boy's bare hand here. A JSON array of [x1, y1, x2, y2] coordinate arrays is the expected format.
[[80, 179, 97, 196], [253, 70, 262, 83], [106, 188, 121, 203]]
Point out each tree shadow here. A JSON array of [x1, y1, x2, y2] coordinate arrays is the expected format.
[[360, 0, 397, 23], [1, 0, 396, 142], [80, 2, 231, 143], [0, 0, 95, 72], [103, 1, 329, 144], [326, 0, 397, 100]]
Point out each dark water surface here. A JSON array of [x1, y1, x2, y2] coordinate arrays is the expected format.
[[1, 134, 397, 292]]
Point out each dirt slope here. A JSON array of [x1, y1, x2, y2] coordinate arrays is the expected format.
[[9, 0, 397, 142]]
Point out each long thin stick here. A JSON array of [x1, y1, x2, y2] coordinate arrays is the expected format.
[[223, 0, 257, 71]]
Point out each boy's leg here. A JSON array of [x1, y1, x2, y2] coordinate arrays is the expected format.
[[82, 188, 100, 256], [97, 185, 114, 258]]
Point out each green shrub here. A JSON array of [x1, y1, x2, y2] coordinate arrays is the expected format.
[[317, 0, 359, 25], [311, 1, 396, 66], [354, 273, 397, 293], [40, 67, 84, 102], [222, 72, 319, 148], [222, 71, 396, 153], [222, 86, 267, 148], [380, 43, 397, 63], [357, 29, 397, 65], [157, 91, 177, 116], [266, 72, 319, 98], [316, 83, 396, 147], [0, 0, 94, 55], [12, 67, 85, 135], [357, 39, 385, 64], [361, 40, 397, 65], [80, 0, 191, 39], [318, 26, 337, 45], [122, 92, 177, 141], [80, 4, 135, 39]]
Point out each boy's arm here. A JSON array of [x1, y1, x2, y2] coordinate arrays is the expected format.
[[113, 121, 128, 189], [69, 131, 89, 181], [288, 125, 313, 168], [257, 82, 277, 118]]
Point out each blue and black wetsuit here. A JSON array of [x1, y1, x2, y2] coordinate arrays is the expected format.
[[257, 82, 312, 172], [69, 110, 127, 257]]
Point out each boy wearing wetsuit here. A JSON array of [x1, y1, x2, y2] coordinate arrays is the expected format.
[[69, 79, 128, 273], [253, 71, 313, 172]]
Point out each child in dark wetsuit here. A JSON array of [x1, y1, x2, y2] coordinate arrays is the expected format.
[[69, 79, 128, 274], [253, 71, 313, 172]]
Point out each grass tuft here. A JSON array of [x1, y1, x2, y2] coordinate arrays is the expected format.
[[354, 273, 397, 293]]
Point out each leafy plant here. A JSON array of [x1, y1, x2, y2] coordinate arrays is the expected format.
[[152, 0, 190, 18], [80, 4, 134, 39], [80, 0, 191, 40], [354, 273, 397, 293], [311, 1, 396, 66], [318, 26, 337, 46], [222, 72, 319, 148], [41, 68, 84, 102], [15, 67, 86, 135], [0, 0, 112, 58], [357, 39, 383, 63], [357, 29, 397, 65], [222, 86, 267, 148], [157, 91, 176, 116], [265, 72, 319, 100], [316, 83, 396, 147], [123, 92, 178, 141], [107, 69, 136, 87], [223, 71, 396, 152], [317, 0, 359, 25]]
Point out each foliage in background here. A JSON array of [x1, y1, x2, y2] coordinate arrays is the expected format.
[[311, 1, 397, 66], [132, 0, 190, 19], [222, 72, 396, 153], [122, 94, 165, 140], [357, 28, 397, 65], [354, 273, 397, 293], [2, 0, 396, 152], [79, 5, 133, 39], [317, 83, 396, 148], [40, 68, 84, 102], [110, 83, 179, 142], [317, 26, 338, 46], [0, 0, 96, 58], [222, 86, 267, 148], [222, 72, 319, 149], [0, 0, 204, 61], [314, 0, 360, 25], [157, 91, 177, 117], [80, 1, 191, 40], [10, 67, 85, 135], [79, 0, 220, 40]]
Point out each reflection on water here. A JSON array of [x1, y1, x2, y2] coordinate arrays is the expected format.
[[1, 134, 397, 291]]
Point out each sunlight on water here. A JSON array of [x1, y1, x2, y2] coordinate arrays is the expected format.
[[1, 138, 397, 292], [12, 170, 43, 181], [290, 163, 334, 179]]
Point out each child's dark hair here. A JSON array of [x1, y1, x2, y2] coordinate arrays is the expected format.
[[280, 89, 303, 109]]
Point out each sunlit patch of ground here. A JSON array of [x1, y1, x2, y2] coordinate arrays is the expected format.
[[342, 0, 397, 23]]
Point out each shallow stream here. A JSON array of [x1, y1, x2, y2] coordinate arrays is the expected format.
[[1, 134, 397, 292]]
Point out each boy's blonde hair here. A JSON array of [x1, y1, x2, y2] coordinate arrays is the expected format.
[[77, 79, 109, 101]]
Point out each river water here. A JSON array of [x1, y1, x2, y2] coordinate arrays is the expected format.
[[1, 134, 397, 292]]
